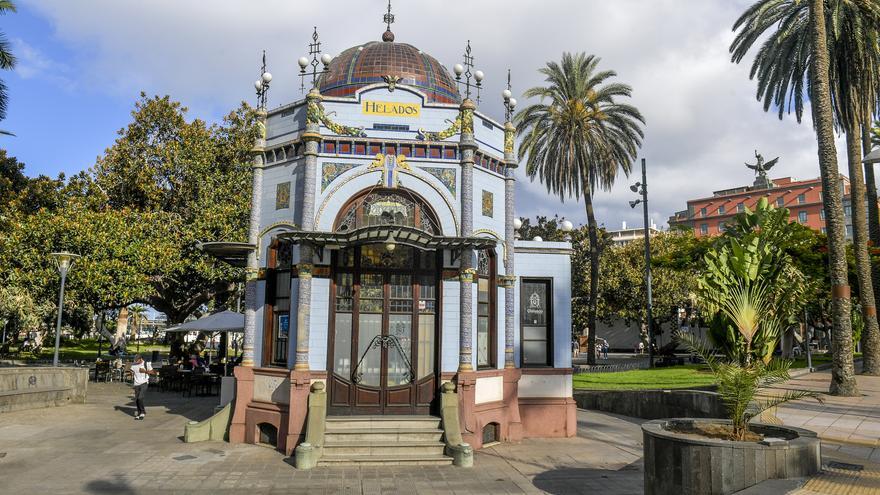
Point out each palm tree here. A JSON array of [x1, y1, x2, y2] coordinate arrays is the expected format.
[[0, 1, 16, 131], [515, 53, 645, 365], [730, 0, 873, 394], [128, 305, 147, 353]]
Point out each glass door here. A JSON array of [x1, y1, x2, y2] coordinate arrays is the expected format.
[[328, 246, 439, 415]]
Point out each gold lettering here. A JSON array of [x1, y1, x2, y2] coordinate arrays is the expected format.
[[362, 100, 421, 118]]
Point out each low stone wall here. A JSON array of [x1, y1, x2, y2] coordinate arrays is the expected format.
[[642, 419, 820, 494], [0, 367, 88, 413], [573, 387, 725, 419]]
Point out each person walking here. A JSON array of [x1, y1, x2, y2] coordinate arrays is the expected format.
[[130, 354, 156, 420]]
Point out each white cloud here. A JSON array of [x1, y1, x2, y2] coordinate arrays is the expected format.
[[23, 0, 851, 228], [11, 37, 74, 89]]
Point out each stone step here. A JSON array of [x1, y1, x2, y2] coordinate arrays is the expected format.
[[317, 454, 453, 467], [324, 427, 444, 443], [322, 441, 446, 456], [325, 415, 442, 431]]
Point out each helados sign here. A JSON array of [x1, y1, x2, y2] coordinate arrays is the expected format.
[[362, 100, 421, 117]]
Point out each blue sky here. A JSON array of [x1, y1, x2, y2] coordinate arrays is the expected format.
[[4, 3, 130, 177], [0, 0, 852, 229]]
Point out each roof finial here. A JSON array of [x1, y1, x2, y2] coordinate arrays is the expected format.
[[382, 0, 395, 42]]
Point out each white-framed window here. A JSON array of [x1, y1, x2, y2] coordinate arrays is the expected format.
[[798, 211, 807, 223], [777, 197, 785, 207], [700, 207, 707, 217], [718, 205, 725, 215], [700, 223, 708, 235], [798, 193, 806, 204], [737, 204, 745, 213]]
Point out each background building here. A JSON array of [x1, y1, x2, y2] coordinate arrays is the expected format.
[[668, 175, 862, 239], [606, 221, 661, 246]]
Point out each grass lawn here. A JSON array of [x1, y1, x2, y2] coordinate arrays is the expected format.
[[790, 352, 860, 369], [4, 339, 170, 362], [573, 365, 716, 390]]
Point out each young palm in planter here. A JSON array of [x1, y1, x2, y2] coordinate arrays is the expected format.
[[642, 199, 824, 494]]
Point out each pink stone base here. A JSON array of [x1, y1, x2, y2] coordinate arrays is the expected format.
[[227, 367, 313, 455], [519, 397, 577, 438], [457, 367, 575, 449]]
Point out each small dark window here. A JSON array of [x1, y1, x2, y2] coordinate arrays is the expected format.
[[373, 123, 410, 132], [482, 422, 500, 445], [258, 423, 278, 447], [481, 118, 494, 129]]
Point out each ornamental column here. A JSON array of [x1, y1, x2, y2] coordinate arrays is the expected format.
[[294, 88, 322, 371], [503, 120, 517, 368], [242, 109, 266, 367], [458, 98, 477, 372]]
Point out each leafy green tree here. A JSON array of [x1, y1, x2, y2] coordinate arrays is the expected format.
[[730, 0, 868, 395], [598, 232, 701, 344], [84, 94, 259, 323], [515, 53, 645, 364]]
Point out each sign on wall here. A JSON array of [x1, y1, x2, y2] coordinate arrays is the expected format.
[[362, 100, 421, 117]]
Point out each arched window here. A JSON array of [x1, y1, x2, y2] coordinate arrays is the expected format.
[[476, 249, 496, 369], [335, 189, 440, 234]]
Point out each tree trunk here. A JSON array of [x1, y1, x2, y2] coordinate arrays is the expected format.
[[810, 0, 859, 396], [585, 191, 600, 366], [863, 125, 880, 246], [858, 124, 880, 375]]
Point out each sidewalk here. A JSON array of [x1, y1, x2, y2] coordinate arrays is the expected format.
[[774, 367, 880, 461]]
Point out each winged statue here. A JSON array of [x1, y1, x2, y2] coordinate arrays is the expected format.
[[745, 150, 779, 180]]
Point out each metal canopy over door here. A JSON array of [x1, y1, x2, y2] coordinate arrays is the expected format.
[[328, 245, 439, 415]]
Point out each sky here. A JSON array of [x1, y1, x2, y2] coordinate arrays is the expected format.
[[1, 0, 855, 231]]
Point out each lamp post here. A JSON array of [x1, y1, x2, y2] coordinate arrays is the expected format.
[[50, 252, 80, 367], [629, 158, 654, 368]]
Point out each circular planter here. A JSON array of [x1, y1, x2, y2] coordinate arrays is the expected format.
[[642, 418, 820, 495]]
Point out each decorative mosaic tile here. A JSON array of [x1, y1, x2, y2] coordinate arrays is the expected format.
[[420, 167, 456, 197], [275, 182, 290, 210], [322, 162, 358, 191], [482, 190, 493, 217]]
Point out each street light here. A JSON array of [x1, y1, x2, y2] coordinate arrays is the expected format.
[[629, 158, 654, 368], [50, 252, 80, 367]]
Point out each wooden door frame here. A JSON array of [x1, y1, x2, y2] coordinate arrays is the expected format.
[[327, 246, 442, 415]]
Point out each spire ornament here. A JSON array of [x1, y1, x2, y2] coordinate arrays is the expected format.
[[298, 27, 332, 93], [452, 40, 483, 103], [254, 50, 272, 110], [382, 0, 395, 42]]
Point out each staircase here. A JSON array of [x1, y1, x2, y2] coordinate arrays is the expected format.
[[319, 415, 453, 466]]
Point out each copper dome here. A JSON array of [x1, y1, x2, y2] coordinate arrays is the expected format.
[[318, 40, 461, 104]]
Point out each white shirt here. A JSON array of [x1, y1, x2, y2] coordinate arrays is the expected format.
[[131, 361, 152, 386]]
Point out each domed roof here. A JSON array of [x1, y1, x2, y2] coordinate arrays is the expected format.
[[318, 37, 461, 104]]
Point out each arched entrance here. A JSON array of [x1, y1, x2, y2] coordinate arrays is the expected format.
[[327, 189, 441, 415]]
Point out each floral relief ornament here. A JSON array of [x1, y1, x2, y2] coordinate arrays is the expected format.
[[307, 100, 367, 137], [417, 114, 461, 141]]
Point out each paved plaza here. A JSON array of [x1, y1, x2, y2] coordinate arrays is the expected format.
[[0, 382, 644, 495], [1, 373, 879, 494]]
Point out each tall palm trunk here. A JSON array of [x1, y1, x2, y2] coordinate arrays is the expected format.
[[863, 125, 880, 246], [847, 122, 880, 375], [810, 0, 859, 396], [861, 123, 880, 375], [584, 190, 600, 366]]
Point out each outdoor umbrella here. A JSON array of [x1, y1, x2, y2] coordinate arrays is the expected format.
[[163, 310, 244, 333]]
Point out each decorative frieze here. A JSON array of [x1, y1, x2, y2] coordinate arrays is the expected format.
[[421, 166, 456, 197], [321, 162, 357, 191]]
